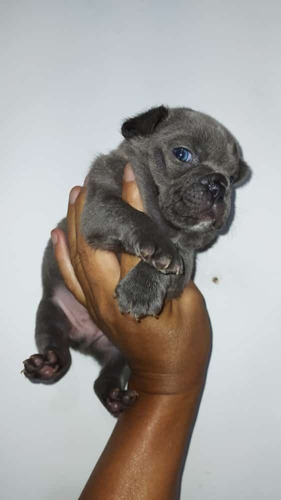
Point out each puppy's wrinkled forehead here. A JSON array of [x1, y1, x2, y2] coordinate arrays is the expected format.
[[122, 105, 249, 186], [158, 108, 238, 166]]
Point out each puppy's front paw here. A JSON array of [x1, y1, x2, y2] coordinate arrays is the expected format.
[[115, 262, 167, 319], [136, 235, 183, 275]]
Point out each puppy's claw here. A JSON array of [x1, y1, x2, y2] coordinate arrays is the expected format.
[[137, 236, 183, 275]]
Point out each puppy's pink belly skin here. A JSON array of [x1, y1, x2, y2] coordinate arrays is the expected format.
[[52, 285, 110, 349]]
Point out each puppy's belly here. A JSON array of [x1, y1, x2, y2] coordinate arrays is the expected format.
[[52, 284, 111, 350]]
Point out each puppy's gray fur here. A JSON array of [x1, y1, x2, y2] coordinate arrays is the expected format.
[[23, 106, 250, 415]]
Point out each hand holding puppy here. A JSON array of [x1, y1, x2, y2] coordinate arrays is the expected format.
[[52, 165, 211, 396]]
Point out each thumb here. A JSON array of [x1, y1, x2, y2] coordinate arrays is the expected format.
[[122, 164, 144, 212], [120, 164, 143, 278]]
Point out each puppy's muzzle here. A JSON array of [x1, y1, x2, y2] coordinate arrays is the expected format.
[[200, 173, 227, 203]]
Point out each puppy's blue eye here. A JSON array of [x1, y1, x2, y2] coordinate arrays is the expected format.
[[172, 147, 192, 162], [229, 176, 235, 184]]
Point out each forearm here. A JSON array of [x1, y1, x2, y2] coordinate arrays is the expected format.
[[79, 385, 203, 500], [53, 173, 211, 499]]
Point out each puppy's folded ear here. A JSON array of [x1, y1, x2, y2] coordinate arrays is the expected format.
[[235, 159, 252, 186], [121, 105, 169, 139]]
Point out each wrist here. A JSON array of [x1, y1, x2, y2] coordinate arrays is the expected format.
[[128, 367, 208, 398], [122, 380, 203, 433]]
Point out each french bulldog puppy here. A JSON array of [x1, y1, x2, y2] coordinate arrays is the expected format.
[[23, 106, 250, 416]]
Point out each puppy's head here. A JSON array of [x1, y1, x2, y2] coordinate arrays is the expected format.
[[122, 106, 250, 242]]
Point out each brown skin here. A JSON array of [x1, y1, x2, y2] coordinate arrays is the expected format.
[[52, 164, 212, 500]]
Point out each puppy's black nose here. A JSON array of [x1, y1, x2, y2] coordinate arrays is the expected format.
[[208, 179, 225, 201], [200, 174, 227, 202]]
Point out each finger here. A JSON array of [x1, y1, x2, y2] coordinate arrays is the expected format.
[[181, 280, 206, 309], [67, 187, 98, 299], [51, 229, 86, 306], [66, 188, 103, 318], [67, 187, 96, 304], [122, 164, 144, 211], [52, 228, 100, 324], [72, 189, 121, 302], [67, 186, 83, 263], [120, 164, 143, 278], [80, 247, 121, 300], [73, 187, 86, 256]]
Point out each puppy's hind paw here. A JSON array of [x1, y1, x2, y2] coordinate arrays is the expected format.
[[105, 388, 139, 417], [23, 350, 61, 383]]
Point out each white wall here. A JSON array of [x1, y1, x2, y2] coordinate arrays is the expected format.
[[1, 1, 280, 498]]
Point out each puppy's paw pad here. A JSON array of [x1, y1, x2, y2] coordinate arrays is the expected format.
[[23, 351, 61, 382], [106, 388, 139, 417]]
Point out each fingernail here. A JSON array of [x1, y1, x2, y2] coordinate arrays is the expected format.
[[69, 187, 80, 205], [51, 230, 58, 245], [123, 164, 135, 183], [83, 173, 90, 187]]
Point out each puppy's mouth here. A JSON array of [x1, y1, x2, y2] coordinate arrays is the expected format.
[[190, 202, 226, 231], [158, 175, 229, 233], [160, 198, 227, 233]]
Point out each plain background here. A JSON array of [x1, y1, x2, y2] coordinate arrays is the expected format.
[[1, 1, 281, 499]]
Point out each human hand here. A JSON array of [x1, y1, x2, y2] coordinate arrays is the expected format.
[[52, 165, 211, 396]]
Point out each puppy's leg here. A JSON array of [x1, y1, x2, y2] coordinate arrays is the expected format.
[[23, 298, 71, 383], [115, 251, 193, 319], [94, 351, 138, 417], [82, 193, 183, 276]]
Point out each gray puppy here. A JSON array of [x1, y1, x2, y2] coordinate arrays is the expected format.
[[23, 106, 250, 416]]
